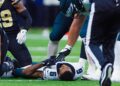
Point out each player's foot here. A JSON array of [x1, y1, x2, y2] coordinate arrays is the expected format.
[[100, 63, 113, 86], [2, 56, 14, 72], [81, 74, 100, 80], [81, 74, 90, 80]]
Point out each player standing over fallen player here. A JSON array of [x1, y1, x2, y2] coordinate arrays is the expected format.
[[85, 0, 120, 86]]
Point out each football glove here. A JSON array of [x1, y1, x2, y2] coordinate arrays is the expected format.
[[56, 45, 72, 62], [60, 0, 76, 17], [16, 29, 27, 44], [71, 0, 86, 13], [65, 3, 76, 17], [42, 56, 56, 66]]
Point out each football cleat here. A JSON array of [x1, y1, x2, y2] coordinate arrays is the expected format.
[[100, 63, 113, 86], [2, 56, 14, 72]]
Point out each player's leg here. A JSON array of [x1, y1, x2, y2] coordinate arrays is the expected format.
[[1, 56, 15, 78], [111, 33, 120, 81], [86, 3, 120, 85], [79, 16, 95, 74], [7, 32, 32, 67], [102, 18, 120, 83], [48, 11, 73, 58], [79, 16, 88, 69], [79, 41, 87, 69], [81, 42, 101, 80], [85, 4, 107, 70], [0, 30, 8, 64], [0, 32, 1, 62], [0, 29, 9, 76], [80, 16, 101, 80], [80, 41, 97, 80]]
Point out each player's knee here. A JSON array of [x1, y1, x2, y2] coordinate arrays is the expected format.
[[18, 56, 32, 67], [49, 33, 61, 41]]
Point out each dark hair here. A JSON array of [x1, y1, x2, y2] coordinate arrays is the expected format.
[[59, 71, 74, 81]]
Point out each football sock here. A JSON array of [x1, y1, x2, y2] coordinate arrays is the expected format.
[[48, 41, 59, 57]]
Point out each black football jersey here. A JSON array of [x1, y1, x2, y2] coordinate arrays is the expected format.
[[0, 0, 20, 32]]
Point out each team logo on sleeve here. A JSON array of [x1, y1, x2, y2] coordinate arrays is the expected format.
[[0, 0, 5, 7]]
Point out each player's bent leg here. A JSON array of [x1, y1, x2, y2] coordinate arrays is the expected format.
[[48, 11, 73, 58], [0, 30, 8, 76], [0, 30, 8, 64], [48, 40, 59, 57], [111, 35, 120, 81], [9, 43, 32, 67], [49, 11, 73, 42], [7, 32, 32, 67]]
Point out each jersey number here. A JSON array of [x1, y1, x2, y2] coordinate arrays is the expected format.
[[0, 9, 13, 28]]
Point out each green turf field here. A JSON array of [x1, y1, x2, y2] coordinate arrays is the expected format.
[[3, 29, 120, 86]]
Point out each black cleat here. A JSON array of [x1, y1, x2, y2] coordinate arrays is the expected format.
[[100, 63, 113, 86], [2, 58, 14, 72]]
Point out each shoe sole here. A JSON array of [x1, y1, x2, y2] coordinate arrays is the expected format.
[[100, 64, 113, 86]]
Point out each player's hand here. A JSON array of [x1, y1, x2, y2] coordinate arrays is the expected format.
[[65, 3, 76, 17], [59, 0, 76, 17], [16, 29, 27, 44], [56, 45, 72, 62], [42, 56, 56, 66], [71, 0, 86, 13]]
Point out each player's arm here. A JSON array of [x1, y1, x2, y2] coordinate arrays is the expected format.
[[14, 67, 44, 78], [56, 14, 86, 61], [30, 71, 44, 78], [67, 14, 85, 47], [56, 0, 87, 61], [12, 0, 32, 44], [13, 0, 32, 30], [22, 63, 45, 75]]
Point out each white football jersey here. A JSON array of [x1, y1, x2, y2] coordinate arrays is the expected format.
[[38, 61, 83, 80]]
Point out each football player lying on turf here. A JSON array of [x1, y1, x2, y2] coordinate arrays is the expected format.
[[1, 57, 83, 81], [14, 58, 83, 81]]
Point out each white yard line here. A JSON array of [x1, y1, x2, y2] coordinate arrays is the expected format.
[[27, 34, 82, 41], [28, 47, 47, 51], [0, 80, 43, 82]]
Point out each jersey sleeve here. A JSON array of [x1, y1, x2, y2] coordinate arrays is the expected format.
[[11, 0, 21, 5]]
